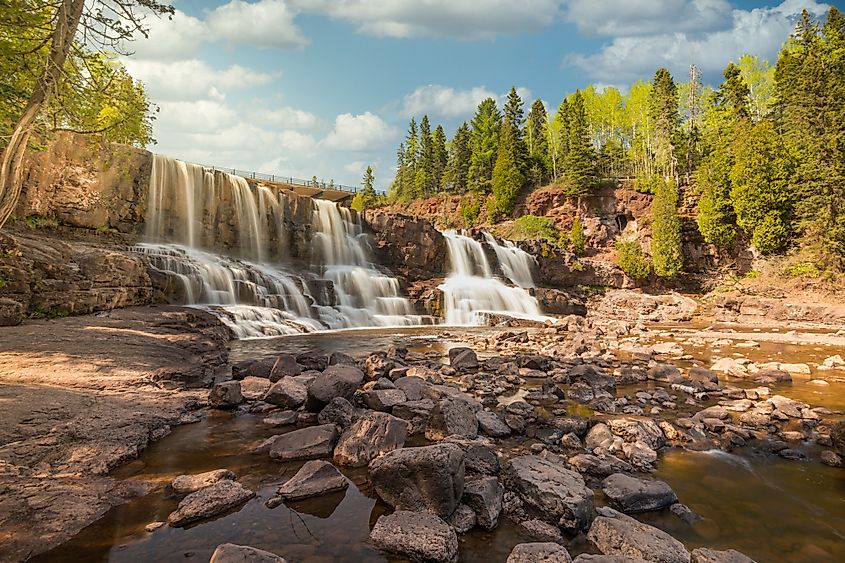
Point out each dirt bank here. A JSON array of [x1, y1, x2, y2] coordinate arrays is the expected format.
[[0, 306, 228, 562]]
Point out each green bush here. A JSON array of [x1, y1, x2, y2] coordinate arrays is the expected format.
[[459, 195, 482, 227], [750, 213, 791, 255], [633, 172, 660, 194], [504, 215, 559, 242], [570, 217, 586, 256], [783, 261, 821, 278], [25, 215, 59, 229], [615, 240, 651, 280]]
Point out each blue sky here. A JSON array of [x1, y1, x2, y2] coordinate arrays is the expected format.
[[122, 0, 836, 189]]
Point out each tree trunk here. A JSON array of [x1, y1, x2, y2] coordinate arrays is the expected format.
[[0, 0, 85, 228]]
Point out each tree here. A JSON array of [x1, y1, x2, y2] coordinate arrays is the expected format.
[[650, 68, 679, 179], [550, 98, 570, 182], [738, 54, 775, 121], [719, 63, 751, 120], [490, 118, 523, 218], [651, 177, 683, 277], [414, 115, 434, 197], [503, 86, 528, 174], [432, 124, 447, 191], [402, 118, 419, 193], [353, 165, 378, 211], [444, 122, 471, 193], [467, 97, 502, 193], [696, 146, 736, 248], [389, 142, 407, 201], [562, 91, 597, 199], [0, 0, 175, 228], [570, 216, 586, 256], [525, 98, 550, 187]]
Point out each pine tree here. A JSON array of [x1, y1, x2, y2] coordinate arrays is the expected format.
[[490, 118, 524, 218], [445, 122, 471, 193], [415, 115, 435, 197], [551, 98, 571, 182], [570, 216, 586, 256], [389, 142, 407, 201], [468, 98, 502, 193], [402, 118, 419, 195], [696, 146, 736, 248], [650, 68, 679, 179], [562, 91, 597, 199], [503, 86, 528, 174], [719, 63, 751, 120], [360, 165, 378, 209], [525, 98, 550, 187], [432, 124, 448, 192], [651, 177, 683, 277]]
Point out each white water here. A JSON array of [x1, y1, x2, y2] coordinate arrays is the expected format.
[[439, 231, 548, 326], [482, 232, 537, 288], [137, 155, 425, 337]]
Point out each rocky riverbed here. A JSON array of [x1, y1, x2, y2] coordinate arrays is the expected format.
[[19, 301, 845, 563]]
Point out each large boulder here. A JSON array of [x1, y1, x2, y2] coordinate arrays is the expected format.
[[333, 411, 408, 467], [449, 347, 479, 371], [269, 354, 302, 381], [369, 510, 458, 563], [209, 543, 286, 563], [690, 548, 756, 563], [369, 443, 465, 519], [568, 454, 633, 479], [171, 469, 235, 494], [317, 396, 359, 428], [306, 364, 365, 409], [426, 398, 479, 440], [167, 480, 255, 527], [264, 378, 307, 409], [276, 460, 348, 501], [507, 543, 572, 563], [209, 381, 243, 409], [587, 507, 690, 563], [477, 410, 512, 438], [601, 473, 678, 513], [606, 417, 666, 450], [503, 455, 595, 533], [462, 476, 504, 530], [269, 424, 338, 462]]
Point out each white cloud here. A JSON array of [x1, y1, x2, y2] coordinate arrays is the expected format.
[[207, 0, 309, 49], [344, 161, 367, 174], [123, 59, 277, 101], [322, 112, 398, 151], [127, 10, 206, 61], [567, 0, 830, 84], [291, 0, 563, 39], [256, 106, 320, 130], [401, 85, 534, 119], [563, 0, 732, 37]]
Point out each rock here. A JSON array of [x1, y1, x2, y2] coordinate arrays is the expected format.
[[477, 410, 512, 437], [462, 476, 504, 530], [369, 510, 458, 563], [393, 399, 435, 434], [601, 473, 678, 513], [688, 367, 719, 384], [209, 543, 286, 563], [264, 378, 307, 409], [426, 398, 479, 440], [364, 210, 448, 282], [506, 542, 572, 563], [233, 358, 276, 379], [276, 460, 348, 501], [767, 395, 805, 419], [329, 351, 356, 366], [296, 351, 327, 372], [820, 450, 843, 467], [209, 381, 243, 409], [651, 342, 683, 356], [448, 503, 477, 533], [369, 443, 465, 519], [463, 443, 500, 475], [586, 423, 616, 451], [710, 358, 747, 377], [269, 424, 339, 462], [690, 548, 756, 563], [317, 396, 359, 428], [778, 363, 810, 375], [518, 519, 565, 543], [263, 411, 297, 427], [449, 347, 479, 371], [306, 364, 365, 409], [333, 411, 408, 467], [269, 354, 302, 381], [648, 364, 683, 383], [606, 417, 666, 450], [754, 368, 791, 384], [364, 353, 394, 380], [587, 507, 690, 563], [829, 420, 845, 453], [0, 297, 24, 326], [167, 480, 255, 527], [503, 455, 595, 533], [670, 503, 702, 524], [621, 441, 658, 469], [240, 377, 272, 400], [573, 556, 648, 563], [360, 388, 407, 411], [568, 454, 633, 478], [171, 469, 235, 494], [395, 376, 439, 401]]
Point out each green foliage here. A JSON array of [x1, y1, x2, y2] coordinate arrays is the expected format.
[[633, 172, 660, 194], [650, 68, 679, 178], [525, 98, 550, 186], [695, 147, 736, 248], [783, 261, 822, 278], [561, 91, 598, 198], [614, 240, 651, 280], [459, 195, 482, 228], [30, 305, 70, 319], [414, 115, 435, 197], [353, 166, 378, 211], [570, 217, 586, 256], [24, 214, 58, 229], [490, 119, 524, 219], [432, 124, 448, 190], [651, 178, 683, 277], [467, 98, 502, 193], [504, 215, 559, 242]]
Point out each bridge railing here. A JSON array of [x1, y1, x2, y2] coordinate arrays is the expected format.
[[202, 165, 386, 195]]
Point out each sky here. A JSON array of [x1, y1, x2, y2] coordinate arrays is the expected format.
[[120, 0, 837, 190]]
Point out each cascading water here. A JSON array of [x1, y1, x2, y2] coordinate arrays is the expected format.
[[439, 231, 548, 326], [136, 154, 424, 337], [482, 232, 537, 288]]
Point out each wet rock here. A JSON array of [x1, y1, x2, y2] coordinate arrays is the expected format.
[[503, 455, 595, 533], [360, 388, 407, 411], [690, 548, 756, 563], [518, 518, 565, 542], [449, 347, 479, 371], [329, 351, 356, 366], [232, 358, 275, 379], [587, 507, 690, 563], [710, 357, 747, 377], [448, 503, 477, 533], [462, 476, 504, 530], [506, 542, 572, 563], [568, 454, 633, 479], [648, 364, 683, 384], [395, 376, 439, 401], [505, 413, 526, 433], [306, 364, 365, 409], [586, 423, 617, 451], [393, 399, 435, 434], [268, 354, 302, 381], [777, 363, 810, 375], [670, 503, 702, 524], [333, 411, 408, 467], [606, 417, 666, 450], [209, 543, 286, 563], [369, 510, 458, 563], [831, 420, 845, 453], [264, 378, 307, 409], [601, 473, 678, 513], [621, 441, 658, 469], [754, 368, 791, 384], [778, 448, 805, 460], [209, 381, 243, 409], [369, 443, 465, 519], [688, 367, 719, 385], [269, 424, 339, 462], [317, 396, 359, 429], [276, 460, 348, 501], [167, 480, 255, 527], [171, 469, 235, 494], [426, 398, 478, 440], [767, 395, 805, 419], [364, 353, 394, 380], [240, 377, 272, 400], [263, 411, 297, 427], [477, 410, 512, 437], [296, 351, 327, 372]]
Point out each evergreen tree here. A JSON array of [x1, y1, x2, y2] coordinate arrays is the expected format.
[[432, 124, 448, 192], [503, 86, 529, 174], [570, 216, 586, 256], [525, 98, 550, 187], [402, 118, 419, 195], [719, 63, 751, 119], [445, 122, 471, 193], [468, 98, 502, 193], [696, 146, 736, 248], [651, 177, 683, 277], [490, 118, 524, 218], [389, 142, 407, 201], [360, 165, 378, 208], [650, 68, 679, 179], [415, 115, 435, 197], [562, 91, 598, 199], [552, 98, 571, 182]]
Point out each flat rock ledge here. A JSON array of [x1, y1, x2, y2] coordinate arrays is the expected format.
[[171, 469, 235, 494], [276, 460, 348, 501]]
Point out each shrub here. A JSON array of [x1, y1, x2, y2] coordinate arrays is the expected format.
[[504, 215, 559, 242], [460, 195, 483, 227], [615, 240, 651, 280], [570, 217, 586, 256], [634, 172, 660, 194]]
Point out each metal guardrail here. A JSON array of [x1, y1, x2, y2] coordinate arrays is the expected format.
[[202, 165, 386, 195]]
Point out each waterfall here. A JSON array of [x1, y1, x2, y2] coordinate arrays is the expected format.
[[136, 154, 425, 337], [482, 232, 537, 288], [439, 231, 547, 326]]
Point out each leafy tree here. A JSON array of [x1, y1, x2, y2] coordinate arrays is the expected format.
[[490, 118, 523, 218], [459, 194, 483, 227], [432, 124, 447, 191], [626, 80, 654, 177], [360, 165, 378, 206], [525, 98, 550, 186], [651, 177, 683, 277], [738, 54, 775, 121], [402, 118, 419, 192], [467, 97, 502, 193], [650, 68, 679, 179], [562, 91, 597, 199], [615, 240, 651, 280], [570, 216, 586, 256], [444, 122, 471, 193], [414, 115, 434, 197]]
